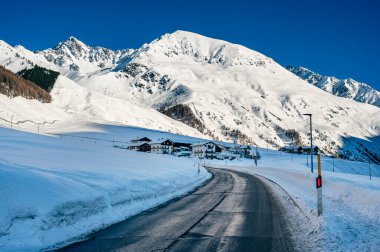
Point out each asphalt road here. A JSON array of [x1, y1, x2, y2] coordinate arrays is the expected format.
[[60, 168, 294, 252]]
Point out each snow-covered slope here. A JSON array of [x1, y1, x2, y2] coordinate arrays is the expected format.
[[0, 40, 63, 74], [82, 30, 379, 162], [0, 75, 206, 138], [0, 127, 210, 250], [0, 39, 205, 138], [287, 66, 380, 108], [1, 31, 380, 162]]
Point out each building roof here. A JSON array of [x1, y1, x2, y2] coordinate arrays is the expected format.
[[131, 137, 151, 142], [280, 145, 318, 150], [149, 139, 174, 145], [190, 141, 217, 147], [127, 142, 150, 147]]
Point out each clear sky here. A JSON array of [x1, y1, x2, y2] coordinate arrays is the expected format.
[[2, 0, 380, 89]]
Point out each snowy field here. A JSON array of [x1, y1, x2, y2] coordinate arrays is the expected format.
[[207, 151, 380, 251], [1, 123, 379, 251], [0, 126, 210, 251]]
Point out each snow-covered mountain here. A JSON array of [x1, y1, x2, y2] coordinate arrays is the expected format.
[[287, 66, 380, 108], [1, 31, 380, 163], [0, 38, 205, 138], [39, 36, 134, 73]]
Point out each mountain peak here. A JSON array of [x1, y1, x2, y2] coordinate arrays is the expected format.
[[40, 36, 135, 73], [0, 40, 12, 49], [288, 65, 380, 107], [288, 66, 315, 74], [54, 36, 87, 50], [170, 30, 205, 38], [161, 30, 230, 46], [66, 36, 84, 44], [298, 66, 313, 72], [136, 30, 270, 70], [67, 36, 78, 40]]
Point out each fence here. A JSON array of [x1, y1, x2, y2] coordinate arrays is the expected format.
[[258, 149, 379, 179], [1, 114, 379, 179]]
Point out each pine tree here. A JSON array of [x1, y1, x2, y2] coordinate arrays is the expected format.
[[17, 65, 59, 92]]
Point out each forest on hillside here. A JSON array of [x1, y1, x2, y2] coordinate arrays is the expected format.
[[0, 66, 52, 103], [17, 65, 59, 92]]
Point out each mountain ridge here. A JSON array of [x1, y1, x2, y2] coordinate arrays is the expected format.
[[1, 31, 380, 163], [287, 66, 380, 108], [39, 36, 135, 73]]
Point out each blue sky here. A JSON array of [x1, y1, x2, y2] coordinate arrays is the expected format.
[[2, 0, 380, 89]]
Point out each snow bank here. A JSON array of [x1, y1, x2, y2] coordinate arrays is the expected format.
[[207, 150, 380, 251], [0, 127, 210, 251]]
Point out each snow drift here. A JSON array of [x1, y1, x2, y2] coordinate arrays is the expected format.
[[0, 127, 210, 250]]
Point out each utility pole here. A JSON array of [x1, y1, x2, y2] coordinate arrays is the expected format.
[[332, 156, 335, 172], [303, 113, 313, 173], [232, 129, 238, 144], [255, 146, 258, 166], [291, 132, 294, 163], [368, 159, 372, 180], [316, 154, 323, 216]]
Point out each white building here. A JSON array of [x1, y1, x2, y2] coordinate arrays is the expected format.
[[150, 139, 173, 154], [191, 141, 222, 159], [216, 151, 240, 160], [229, 145, 252, 158]]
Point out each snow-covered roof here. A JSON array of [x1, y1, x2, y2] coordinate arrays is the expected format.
[[131, 137, 151, 142], [127, 142, 150, 147], [149, 139, 174, 145], [280, 145, 318, 150], [190, 141, 216, 147]]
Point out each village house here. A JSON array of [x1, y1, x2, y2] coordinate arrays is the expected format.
[[279, 145, 319, 154], [229, 145, 252, 158], [131, 137, 151, 143], [150, 139, 174, 154], [216, 151, 240, 160], [172, 146, 191, 157], [127, 142, 151, 152], [191, 141, 223, 159], [172, 141, 192, 152]]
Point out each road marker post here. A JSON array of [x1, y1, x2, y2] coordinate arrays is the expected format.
[[316, 154, 323, 216]]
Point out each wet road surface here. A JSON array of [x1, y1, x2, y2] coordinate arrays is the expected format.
[[60, 168, 294, 252]]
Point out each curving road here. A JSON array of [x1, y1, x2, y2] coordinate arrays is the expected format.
[[60, 168, 294, 252]]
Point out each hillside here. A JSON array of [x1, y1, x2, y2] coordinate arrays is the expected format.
[[0, 126, 210, 250], [1, 32, 380, 163], [0, 65, 51, 102]]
